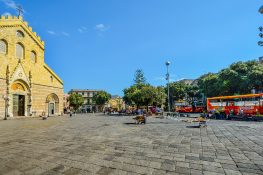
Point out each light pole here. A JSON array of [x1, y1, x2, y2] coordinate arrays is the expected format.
[[165, 61, 171, 112], [258, 6, 263, 46], [259, 5, 263, 14]]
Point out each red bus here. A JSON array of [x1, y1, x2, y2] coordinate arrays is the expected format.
[[175, 101, 205, 113], [207, 94, 263, 118]]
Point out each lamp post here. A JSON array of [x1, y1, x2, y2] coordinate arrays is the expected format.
[[165, 61, 171, 112], [259, 6, 263, 46], [259, 5, 263, 14]]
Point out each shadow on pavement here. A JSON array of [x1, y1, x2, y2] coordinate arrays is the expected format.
[[123, 122, 137, 125], [186, 125, 201, 128]]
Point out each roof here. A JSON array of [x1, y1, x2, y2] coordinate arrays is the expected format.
[[207, 93, 263, 100], [0, 15, 44, 49], [44, 64, 63, 85]]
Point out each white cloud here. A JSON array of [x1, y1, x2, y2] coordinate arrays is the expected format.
[[94, 24, 110, 32], [78, 26, 88, 33], [2, 12, 11, 16], [62, 32, 70, 37], [47, 30, 56, 35], [1, 0, 26, 16], [1, 0, 17, 10], [78, 28, 83, 33]]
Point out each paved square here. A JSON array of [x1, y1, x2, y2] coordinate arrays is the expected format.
[[0, 114, 263, 175]]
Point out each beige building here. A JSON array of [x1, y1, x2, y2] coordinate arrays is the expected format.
[[68, 89, 100, 112], [108, 96, 125, 111], [63, 93, 70, 112], [0, 16, 64, 119]]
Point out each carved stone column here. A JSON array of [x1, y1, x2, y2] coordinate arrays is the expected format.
[[6, 65, 10, 118], [28, 71, 32, 116]]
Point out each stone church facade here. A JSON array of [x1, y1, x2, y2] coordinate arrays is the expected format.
[[0, 16, 64, 119]]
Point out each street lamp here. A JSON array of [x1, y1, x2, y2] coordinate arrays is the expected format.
[[259, 5, 263, 14], [259, 6, 263, 46], [165, 61, 171, 112]]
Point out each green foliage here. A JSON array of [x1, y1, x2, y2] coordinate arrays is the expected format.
[[197, 60, 263, 97], [185, 85, 201, 102], [124, 60, 263, 110], [123, 84, 166, 109], [93, 91, 111, 106], [68, 93, 84, 111], [168, 82, 188, 101], [155, 86, 167, 106], [197, 73, 219, 97], [134, 69, 146, 86], [166, 82, 201, 105]]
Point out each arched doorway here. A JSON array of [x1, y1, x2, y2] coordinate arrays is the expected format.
[[10, 81, 29, 117], [46, 93, 59, 116]]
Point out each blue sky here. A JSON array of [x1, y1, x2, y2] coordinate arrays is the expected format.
[[1, 0, 263, 95]]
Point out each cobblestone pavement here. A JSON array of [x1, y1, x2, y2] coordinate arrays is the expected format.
[[1, 114, 263, 175]]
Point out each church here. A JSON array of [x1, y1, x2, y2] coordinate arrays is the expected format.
[[0, 16, 64, 119]]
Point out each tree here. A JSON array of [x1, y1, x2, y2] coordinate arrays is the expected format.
[[154, 86, 167, 108], [197, 73, 219, 97], [185, 85, 201, 104], [168, 82, 188, 101], [93, 91, 111, 111], [248, 64, 263, 91], [197, 60, 263, 97], [123, 84, 166, 109], [123, 85, 138, 106], [134, 69, 146, 87], [68, 93, 84, 111]]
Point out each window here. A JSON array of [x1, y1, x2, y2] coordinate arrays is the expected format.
[[16, 43, 24, 59], [0, 40, 7, 54], [31, 51, 36, 63], [16, 30, 24, 38]]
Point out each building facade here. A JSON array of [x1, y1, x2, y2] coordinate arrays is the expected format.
[[0, 16, 64, 119], [63, 93, 70, 113], [68, 89, 100, 112], [108, 95, 125, 111]]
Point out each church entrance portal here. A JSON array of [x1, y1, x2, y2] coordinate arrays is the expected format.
[[48, 103, 55, 116], [13, 94, 25, 116]]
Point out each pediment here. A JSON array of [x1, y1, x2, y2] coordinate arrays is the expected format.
[[10, 62, 30, 85]]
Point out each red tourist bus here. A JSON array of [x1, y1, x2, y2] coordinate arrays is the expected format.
[[207, 94, 263, 117], [175, 101, 205, 113]]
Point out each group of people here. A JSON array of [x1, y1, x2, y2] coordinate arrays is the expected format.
[[104, 108, 147, 115], [103, 107, 163, 116]]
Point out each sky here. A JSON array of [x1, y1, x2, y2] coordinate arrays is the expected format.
[[1, 0, 263, 96]]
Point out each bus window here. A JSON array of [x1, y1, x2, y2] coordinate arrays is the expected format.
[[243, 97, 260, 106], [234, 101, 245, 106], [228, 101, 234, 106]]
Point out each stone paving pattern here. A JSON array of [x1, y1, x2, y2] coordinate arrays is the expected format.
[[0, 114, 263, 175]]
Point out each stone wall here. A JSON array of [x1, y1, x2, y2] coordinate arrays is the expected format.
[[0, 78, 6, 119], [31, 83, 64, 116]]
